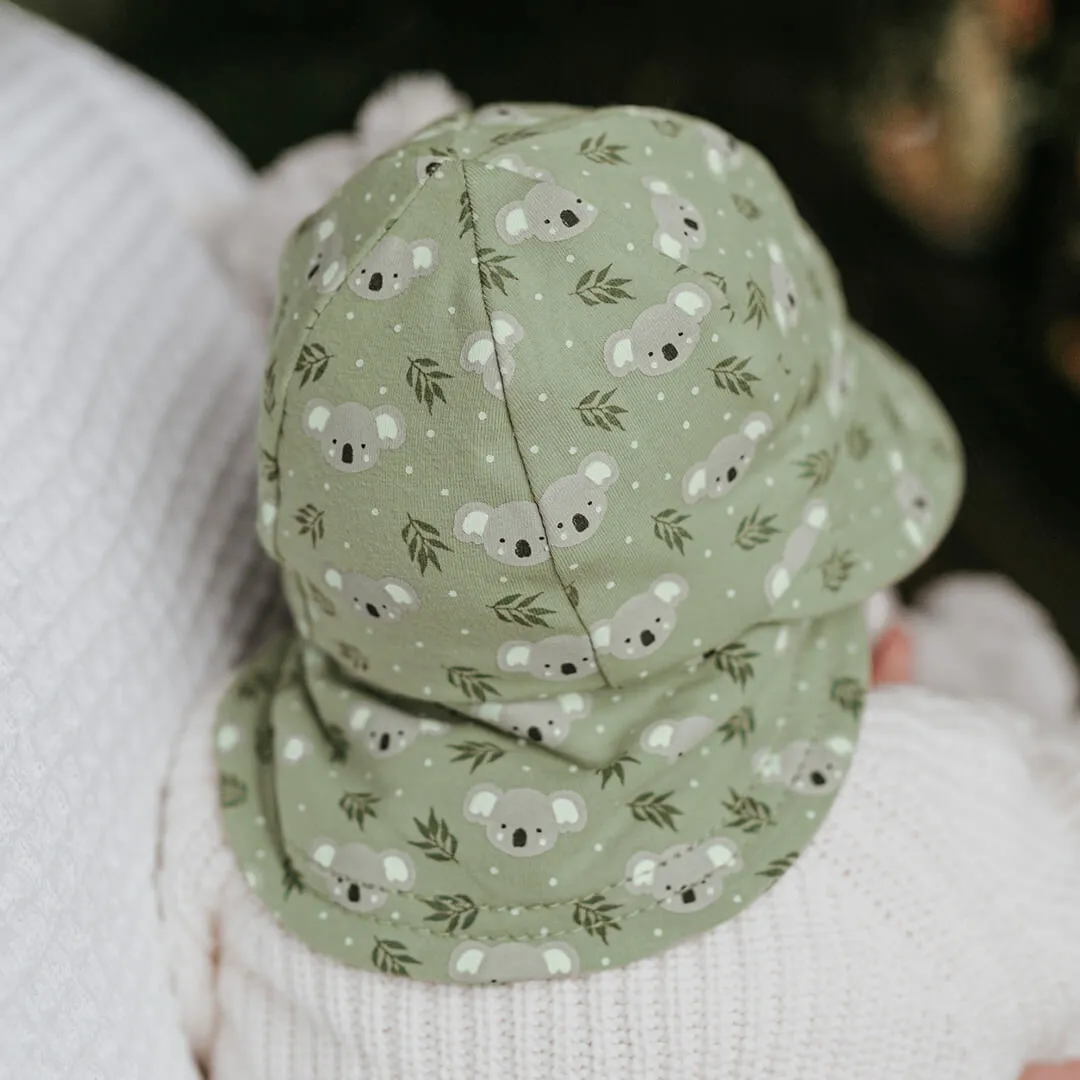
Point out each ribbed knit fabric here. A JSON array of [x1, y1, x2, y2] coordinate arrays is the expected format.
[[162, 679, 1080, 1080], [0, 6, 271, 1078]]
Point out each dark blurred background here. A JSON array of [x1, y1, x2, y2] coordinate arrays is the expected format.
[[19, 0, 1080, 651]]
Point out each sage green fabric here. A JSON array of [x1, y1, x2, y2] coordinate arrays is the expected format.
[[216, 102, 963, 985]]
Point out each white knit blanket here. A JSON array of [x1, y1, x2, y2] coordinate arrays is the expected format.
[[0, 7, 268, 1078], [1, 8, 1077, 1078]]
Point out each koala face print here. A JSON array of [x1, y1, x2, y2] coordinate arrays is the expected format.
[[639, 714, 716, 762], [310, 840, 416, 913], [496, 180, 598, 245], [454, 500, 550, 566], [323, 568, 420, 624], [459, 311, 524, 399], [472, 692, 591, 746], [591, 574, 689, 661], [682, 412, 773, 504], [347, 235, 439, 301], [497, 634, 598, 681], [474, 103, 542, 126], [604, 283, 712, 378], [642, 176, 706, 261], [538, 453, 619, 548], [888, 450, 933, 550], [764, 500, 830, 605], [766, 241, 799, 333], [753, 736, 853, 796], [698, 121, 744, 178], [448, 940, 580, 984], [625, 838, 742, 914], [303, 212, 347, 294], [463, 783, 587, 857], [303, 398, 405, 473], [348, 704, 446, 757]]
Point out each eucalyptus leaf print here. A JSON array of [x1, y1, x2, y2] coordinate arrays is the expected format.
[[628, 791, 683, 831], [732, 193, 762, 220], [575, 389, 628, 431], [596, 751, 640, 790], [734, 507, 780, 551], [707, 642, 758, 688], [709, 355, 760, 396], [744, 279, 769, 328], [294, 504, 326, 548], [446, 666, 500, 703], [339, 791, 380, 830], [572, 895, 624, 944], [410, 809, 461, 863], [796, 447, 839, 491], [571, 264, 634, 306], [717, 706, 756, 747], [820, 548, 857, 592], [652, 509, 693, 554], [488, 592, 557, 628], [296, 342, 332, 387], [372, 939, 421, 977], [579, 133, 630, 165], [402, 515, 451, 575], [448, 741, 507, 773], [421, 894, 479, 933], [405, 356, 452, 414], [723, 788, 776, 833]]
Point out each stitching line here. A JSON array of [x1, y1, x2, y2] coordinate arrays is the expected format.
[[458, 159, 611, 688]]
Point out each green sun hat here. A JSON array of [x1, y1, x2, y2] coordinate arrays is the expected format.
[[216, 100, 963, 985]]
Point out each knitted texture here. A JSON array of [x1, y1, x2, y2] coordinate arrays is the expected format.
[[163, 678, 1080, 1080], [0, 6, 270, 1078]]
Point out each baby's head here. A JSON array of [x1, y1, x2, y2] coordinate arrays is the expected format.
[[220, 100, 964, 986], [251, 101, 961, 709]]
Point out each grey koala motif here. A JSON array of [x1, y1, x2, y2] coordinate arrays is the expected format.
[[348, 703, 446, 757], [463, 783, 587, 857], [538, 452, 619, 547], [472, 692, 591, 746], [682, 411, 772, 504], [302, 212, 346, 294], [604, 283, 712, 378], [753, 736, 854, 795], [347, 235, 439, 301], [764, 500, 829, 606], [303, 398, 405, 473], [642, 176, 706, 261], [698, 121, 744, 178], [625, 838, 742, 913], [474, 103, 542, 126], [888, 449, 933, 550], [766, 240, 799, 334], [591, 574, 690, 661], [322, 567, 420, 623], [497, 635, 598, 681], [449, 940, 580, 984], [454, 500, 550, 566], [459, 311, 524, 399], [639, 714, 716, 762], [495, 180, 598, 245], [310, 839, 416, 913]]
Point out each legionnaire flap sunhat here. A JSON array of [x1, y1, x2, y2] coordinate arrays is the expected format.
[[215, 101, 963, 985]]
